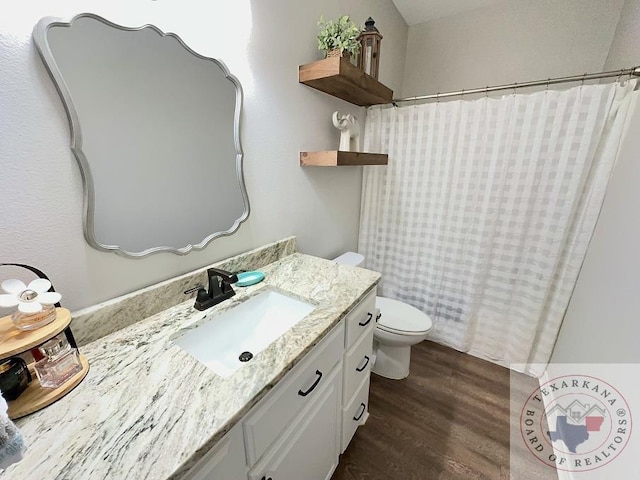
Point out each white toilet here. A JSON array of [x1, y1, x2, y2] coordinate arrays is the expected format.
[[333, 252, 433, 380]]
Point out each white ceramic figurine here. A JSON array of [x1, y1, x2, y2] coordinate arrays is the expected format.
[[332, 111, 360, 151]]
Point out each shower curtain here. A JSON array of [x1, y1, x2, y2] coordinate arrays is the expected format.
[[359, 81, 637, 376]]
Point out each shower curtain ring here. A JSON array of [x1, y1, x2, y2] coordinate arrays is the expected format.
[[436, 92, 440, 103], [581, 73, 587, 87], [484, 86, 489, 98], [512, 82, 517, 95]]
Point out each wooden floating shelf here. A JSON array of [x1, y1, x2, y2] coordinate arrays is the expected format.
[[0, 308, 72, 360], [299, 57, 393, 106], [300, 151, 388, 167], [7, 354, 89, 420]]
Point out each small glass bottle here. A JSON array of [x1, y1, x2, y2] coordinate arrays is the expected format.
[[12, 303, 57, 331], [34, 334, 82, 388]]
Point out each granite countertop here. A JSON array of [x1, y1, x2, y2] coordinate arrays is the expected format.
[[1, 253, 380, 480]]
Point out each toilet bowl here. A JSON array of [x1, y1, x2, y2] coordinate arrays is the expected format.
[[333, 252, 433, 380], [372, 296, 432, 379]]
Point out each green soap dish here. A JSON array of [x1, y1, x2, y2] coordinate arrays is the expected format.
[[235, 271, 265, 287]]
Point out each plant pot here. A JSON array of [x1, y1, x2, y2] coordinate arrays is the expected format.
[[326, 49, 350, 61]]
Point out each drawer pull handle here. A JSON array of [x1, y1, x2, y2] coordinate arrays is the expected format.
[[359, 312, 373, 326], [298, 370, 323, 397], [353, 402, 366, 421], [356, 355, 370, 372]]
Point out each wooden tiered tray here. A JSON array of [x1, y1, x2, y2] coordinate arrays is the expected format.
[[0, 308, 89, 419]]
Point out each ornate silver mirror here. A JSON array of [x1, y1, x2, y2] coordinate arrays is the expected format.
[[33, 14, 249, 257]]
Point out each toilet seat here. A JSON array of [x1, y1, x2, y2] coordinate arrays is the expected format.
[[376, 323, 430, 336], [375, 296, 432, 335]]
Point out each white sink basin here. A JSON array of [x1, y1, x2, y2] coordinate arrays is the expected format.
[[174, 289, 315, 377]]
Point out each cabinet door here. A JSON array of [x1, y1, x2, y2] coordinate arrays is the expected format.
[[343, 326, 374, 404], [243, 323, 344, 465], [249, 368, 341, 480], [341, 376, 370, 454], [182, 424, 247, 480]]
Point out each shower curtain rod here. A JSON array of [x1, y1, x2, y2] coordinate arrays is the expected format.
[[391, 66, 640, 104]]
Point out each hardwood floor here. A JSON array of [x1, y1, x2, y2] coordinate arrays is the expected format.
[[332, 341, 544, 480]]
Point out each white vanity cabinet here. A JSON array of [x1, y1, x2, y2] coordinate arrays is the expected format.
[[183, 288, 377, 480]]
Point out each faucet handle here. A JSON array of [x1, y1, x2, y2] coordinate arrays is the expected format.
[[184, 285, 204, 295]]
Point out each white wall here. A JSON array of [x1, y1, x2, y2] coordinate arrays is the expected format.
[[0, 0, 407, 310], [401, 0, 624, 97], [551, 0, 640, 363], [604, 0, 640, 70], [550, 95, 640, 364]]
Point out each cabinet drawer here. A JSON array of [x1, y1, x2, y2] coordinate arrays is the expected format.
[[344, 289, 376, 350], [244, 322, 344, 466], [341, 376, 370, 454], [343, 326, 374, 404]]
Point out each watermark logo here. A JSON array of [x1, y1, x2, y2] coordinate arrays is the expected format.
[[519, 375, 632, 472]]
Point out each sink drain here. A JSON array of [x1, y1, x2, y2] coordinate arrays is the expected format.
[[239, 351, 253, 362]]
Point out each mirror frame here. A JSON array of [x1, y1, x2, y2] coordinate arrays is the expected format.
[[33, 13, 249, 257]]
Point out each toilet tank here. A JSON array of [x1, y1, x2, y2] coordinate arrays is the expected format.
[[332, 251, 365, 267]]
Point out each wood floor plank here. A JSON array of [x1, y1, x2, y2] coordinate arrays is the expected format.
[[332, 341, 541, 480]]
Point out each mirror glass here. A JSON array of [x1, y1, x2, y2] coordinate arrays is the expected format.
[[33, 14, 249, 257]]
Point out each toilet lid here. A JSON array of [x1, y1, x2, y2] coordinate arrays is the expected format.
[[375, 296, 433, 334]]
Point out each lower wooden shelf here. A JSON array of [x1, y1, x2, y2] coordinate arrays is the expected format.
[[300, 151, 388, 166], [7, 354, 89, 420]]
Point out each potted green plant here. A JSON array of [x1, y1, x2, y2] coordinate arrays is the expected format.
[[317, 15, 362, 59]]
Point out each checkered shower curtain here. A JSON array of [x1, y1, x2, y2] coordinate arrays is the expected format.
[[359, 81, 637, 376]]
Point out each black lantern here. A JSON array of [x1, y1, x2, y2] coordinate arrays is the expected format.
[[357, 17, 382, 79]]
